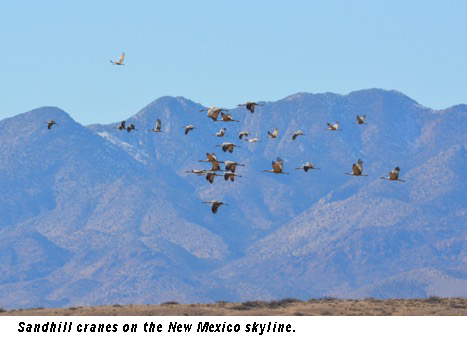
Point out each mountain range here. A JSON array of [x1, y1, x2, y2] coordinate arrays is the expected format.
[[0, 89, 465, 308]]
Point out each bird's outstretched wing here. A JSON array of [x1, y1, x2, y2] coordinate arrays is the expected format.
[[352, 164, 361, 175], [156, 119, 161, 131], [119, 52, 125, 64]]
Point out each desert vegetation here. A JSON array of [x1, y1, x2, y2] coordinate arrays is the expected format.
[[1, 297, 465, 316]]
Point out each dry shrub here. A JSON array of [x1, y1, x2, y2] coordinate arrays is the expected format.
[[160, 301, 179, 305]]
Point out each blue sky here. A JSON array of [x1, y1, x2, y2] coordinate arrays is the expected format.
[[1, 0, 466, 124]]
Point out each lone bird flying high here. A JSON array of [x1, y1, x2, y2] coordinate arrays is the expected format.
[[110, 52, 125, 65]]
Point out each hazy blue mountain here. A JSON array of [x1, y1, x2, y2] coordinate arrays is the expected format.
[[0, 89, 465, 308]]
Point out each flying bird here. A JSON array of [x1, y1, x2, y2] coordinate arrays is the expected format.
[[345, 159, 368, 176], [224, 161, 245, 173], [44, 120, 57, 129], [221, 113, 239, 122], [198, 152, 220, 163], [183, 125, 196, 135], [326, 121, 340, 131], [292, 130, 305, 140], [198, 152, 223, 171], [263, 157, 289, 174], [202, 200, 228, 214], [237, 102, 264, 113], [185, 169, 211, 175], [245, 137, 261, 142], [199, 107, 225, 121], [114, 121, 126, 131], [268, 128, 279, 138], [205, 172, 220, 184], [126, 124, 137, 132], [238, 131, 249, 139], [295, 162, 320, 172], [216, 142, 240, 153], [148, 119, 163, 132], [110, 52, 125, 65], [214, 128, 227, 137], [380, 167, 405, 182], [223, 171, 242, 182], [353, 115, 367, 125]]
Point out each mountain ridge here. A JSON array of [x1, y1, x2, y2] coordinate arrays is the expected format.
[[0, 89, 465, 308]]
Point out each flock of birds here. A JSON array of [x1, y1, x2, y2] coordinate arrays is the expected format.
[[43, 52, 405, 214]]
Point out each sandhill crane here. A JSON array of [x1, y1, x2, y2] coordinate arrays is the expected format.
[[183, 125, 196, 135], [295, 162, 320, 172], [326, 121, 340, 130], [202, 200, 228, 214], [263, 157, 289, 174], [345, 159, 368, 176], [205, 172, 220, 184], [268, 128, 279, 138], [292, 130, 305, 140], [214, 128, 227, 137], [127, 124, 137, 132], [114, 121, 126, 130], [185, 169, 210, 175], [198, 152, 219, 163], [216, 142, 240, 153], [237, 102, 264, 113], [199, 107, 225, 121], [221, 113, 239, 122], [44, 120, 57, 129], [245, 137, 261, 142], [380, 167, 405, 182], [148, 119, 163, 132], [224, 161, 245, 173], [353, 115, 367, 125], [238, 131, 249, 139], [110, 52, 125, 65], [223, 171, 242, 182], [198, 153, 224, 171]]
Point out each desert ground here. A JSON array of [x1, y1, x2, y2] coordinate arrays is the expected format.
[[1, 298, 465, 316]]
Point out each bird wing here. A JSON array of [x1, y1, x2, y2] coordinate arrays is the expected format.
[[119, 52, 125, 64], [273, 129, 279, 137], [185, 128, 189, 135], [250, 103, 255, 113], [156, 119, 161, 131], [225, 162, 232, 171], [227, 144, 234, 153], [211, 161, 221, 171], [272, 161, 281, 173], [292, 133, 298, 140], [352, 164, 361, 175], [389, 169, 399, 180], [212, 203, 219, 214], [357, 160, 363, 173], [207, 152, 215, 161]]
